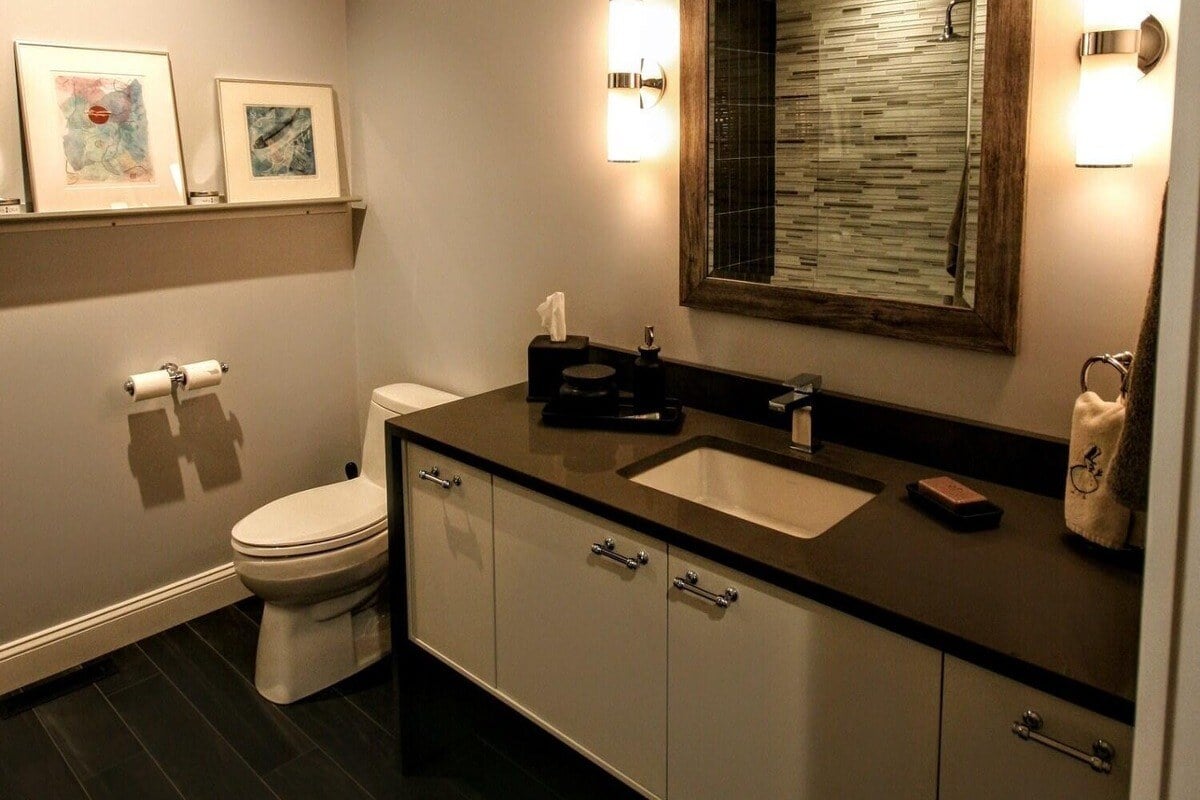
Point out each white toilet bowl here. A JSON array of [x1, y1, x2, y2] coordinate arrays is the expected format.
[[231, 383, 460, 704]]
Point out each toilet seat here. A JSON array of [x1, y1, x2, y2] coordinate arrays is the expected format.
[[232, 477, 387, 558]]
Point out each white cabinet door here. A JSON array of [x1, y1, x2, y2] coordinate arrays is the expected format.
[[404, 442, 495, 685], [494, 479, 667, 799], [667, 548, 941, 800], [939, 656, 1132, 800]]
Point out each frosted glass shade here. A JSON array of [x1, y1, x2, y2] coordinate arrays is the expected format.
[[1075, 52, 1139, 167], [608, 88, 643, 163], [608, 0, 646, 162], [1082, 0, 1144, 31], [609, 0, 644, 75]]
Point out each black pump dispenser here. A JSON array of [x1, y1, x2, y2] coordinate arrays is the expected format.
[[633, 325, 666, 412]]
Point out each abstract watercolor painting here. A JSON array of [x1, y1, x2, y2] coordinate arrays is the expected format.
[[245, 105, 317, 178], [56, 74, 154, 185], [218, 79, 340, 202], [16, 43, 186, 211]]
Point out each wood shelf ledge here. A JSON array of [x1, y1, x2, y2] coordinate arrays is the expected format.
[[0, 196, 365, 233]]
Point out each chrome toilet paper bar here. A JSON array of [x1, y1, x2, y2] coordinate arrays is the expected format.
[[124, 361, 230, 396]]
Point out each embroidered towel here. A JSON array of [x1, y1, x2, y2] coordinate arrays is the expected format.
[[1065, 391, 1132, 549]]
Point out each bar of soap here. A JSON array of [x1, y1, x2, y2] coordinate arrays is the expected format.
[[915, 476, 991, 514]]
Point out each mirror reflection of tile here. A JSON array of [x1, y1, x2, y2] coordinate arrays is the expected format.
[[708, 0, 985, 308]]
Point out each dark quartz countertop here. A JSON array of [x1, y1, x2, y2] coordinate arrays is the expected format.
[[388, 384, 1142, 723]]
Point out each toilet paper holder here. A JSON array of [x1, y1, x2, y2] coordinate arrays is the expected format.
[[124, 361, 230, 396]]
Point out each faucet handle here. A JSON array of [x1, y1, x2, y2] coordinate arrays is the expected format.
[[784, 373, 822, 394]]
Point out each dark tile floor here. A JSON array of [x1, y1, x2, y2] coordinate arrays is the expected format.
[[0, 599, 635, 800]]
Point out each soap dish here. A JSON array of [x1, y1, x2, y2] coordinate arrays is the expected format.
[[905, 482, 1004, 531]]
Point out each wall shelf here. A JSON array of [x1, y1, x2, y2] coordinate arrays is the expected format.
[[0, 196, 364, 233]]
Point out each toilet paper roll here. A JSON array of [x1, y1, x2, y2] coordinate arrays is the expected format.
[[128, 370, 174, 401], [181, 360, 224, 391]]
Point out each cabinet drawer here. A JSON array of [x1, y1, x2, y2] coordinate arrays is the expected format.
[[404, 442, 495, 685], [939, 656, 1132, 800], [494, 479, 667, 798]]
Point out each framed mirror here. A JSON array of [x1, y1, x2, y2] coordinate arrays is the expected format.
[[680, 0, 1033, 353]]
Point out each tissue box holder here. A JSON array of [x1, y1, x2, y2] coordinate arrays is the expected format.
[[528, 335, 589, 402]]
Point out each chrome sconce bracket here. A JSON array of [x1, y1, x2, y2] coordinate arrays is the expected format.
[[607, 58, 667, 109], [1079, 14, 1168, 74]]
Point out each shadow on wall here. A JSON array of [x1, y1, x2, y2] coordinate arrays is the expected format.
[[127, 394, 244, 508]]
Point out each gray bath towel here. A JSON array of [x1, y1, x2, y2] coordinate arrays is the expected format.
[[1110, 186, 1167, 512], [945, 162, 969, 277]]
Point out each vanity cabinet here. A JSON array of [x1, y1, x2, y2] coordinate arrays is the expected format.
[[666, 549, 942, 800], [403, 442, 496, 685], [493, 480, 668, 797], [401, 445, 1129, 800], [939, 656, 1132, 800]]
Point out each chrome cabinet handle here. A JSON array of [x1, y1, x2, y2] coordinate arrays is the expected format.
[[590, 538, 649, 570], [1011, 710, 1115, 774], [418, 467, 460, 490], [673, 571, 738, 608]]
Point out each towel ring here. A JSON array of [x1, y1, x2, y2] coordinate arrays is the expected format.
[[1080, 352, 1134, 396]]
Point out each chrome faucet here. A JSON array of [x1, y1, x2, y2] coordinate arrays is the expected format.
[[769, 374, 822, 453]]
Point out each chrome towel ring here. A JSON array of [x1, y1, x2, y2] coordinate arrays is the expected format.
[[1080, 351, 1134, 397]]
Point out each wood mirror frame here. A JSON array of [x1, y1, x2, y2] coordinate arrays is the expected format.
[[679, 0, 1033, 354]]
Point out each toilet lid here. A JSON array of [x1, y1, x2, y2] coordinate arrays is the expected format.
[[232, 477, 387, 558]]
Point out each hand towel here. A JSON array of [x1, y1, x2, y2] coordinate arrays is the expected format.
[[1065, 391, 1132, 549], [1109, 185, 1168, 513]]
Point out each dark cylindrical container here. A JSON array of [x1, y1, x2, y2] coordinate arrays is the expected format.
[[559, 364, 619, 416]]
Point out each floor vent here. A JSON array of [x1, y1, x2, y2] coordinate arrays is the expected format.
[[0, 657, 117, 718]]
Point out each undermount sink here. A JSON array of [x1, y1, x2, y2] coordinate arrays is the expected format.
[[620, 437, 881, 539]]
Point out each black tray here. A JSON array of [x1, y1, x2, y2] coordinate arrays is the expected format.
[[905, 482, 1004, 532], [541, 399, 685, 434]]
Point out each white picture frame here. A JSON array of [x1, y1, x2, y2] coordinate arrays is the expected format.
[[216, 79, 342, 204], [14, 42, 187, 212]]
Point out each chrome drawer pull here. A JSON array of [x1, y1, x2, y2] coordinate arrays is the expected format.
[[418, 467, 460, 490], [591, 538, 649, 570], [1011, 710, 1115, 774], [673, 571, 738, 608]]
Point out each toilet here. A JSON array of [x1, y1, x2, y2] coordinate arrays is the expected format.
[[231, 383, 460, 704]]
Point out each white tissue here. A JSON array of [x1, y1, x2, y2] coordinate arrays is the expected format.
[[128, 370, 174, 401], [181, 360, 224, 391], [537, 292, 568, 343]]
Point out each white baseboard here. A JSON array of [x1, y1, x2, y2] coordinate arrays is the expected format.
[[0, 563, 250, 695]]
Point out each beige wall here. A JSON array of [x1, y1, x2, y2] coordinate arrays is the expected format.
[[347, 0, 1177, 439], [0, 0, 1175, 659], [0, 0, 360, 645]]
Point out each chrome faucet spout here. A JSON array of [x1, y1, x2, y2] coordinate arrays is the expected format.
[[769, 373, 822, 410], [768, 390, 816, 413]]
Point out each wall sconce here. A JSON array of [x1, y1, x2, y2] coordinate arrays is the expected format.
[[607, 0, 667, 163], [1075, 3, 1168, 168]]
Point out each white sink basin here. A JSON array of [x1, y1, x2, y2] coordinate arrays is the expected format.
[[623, 439, 879, 539]]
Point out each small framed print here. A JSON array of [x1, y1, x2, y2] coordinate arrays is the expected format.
[[216, 79, 342, 204], [14, 42, 188, 212]]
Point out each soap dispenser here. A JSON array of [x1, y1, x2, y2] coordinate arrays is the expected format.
[[633, 325, 666, 412]]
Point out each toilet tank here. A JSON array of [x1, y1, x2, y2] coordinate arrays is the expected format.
[[361, 383, 460, 487]]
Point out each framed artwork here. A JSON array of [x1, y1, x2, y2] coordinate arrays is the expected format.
[[216, 79, 342, 204], [14, 42, 187, 212]]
